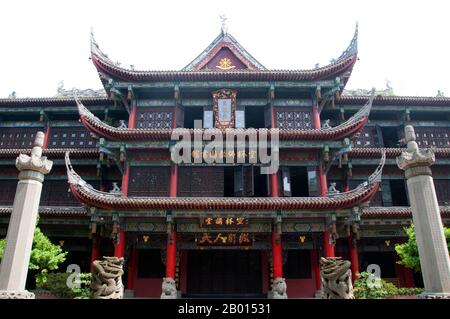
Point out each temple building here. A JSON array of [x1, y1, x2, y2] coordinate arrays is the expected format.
[[0, 25, 449, 298]]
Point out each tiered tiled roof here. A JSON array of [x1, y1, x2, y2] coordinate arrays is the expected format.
[[76, 94, 373, 141], [90, 26, 358, 83], [349, 147, 450, 158], [361, 206, 450, 218], [65, 151, 385, 211], [338, 95, 450, 106], [0, 97, 110, 107], [0, 148, 99, 158], [0, 206, 87, 217]]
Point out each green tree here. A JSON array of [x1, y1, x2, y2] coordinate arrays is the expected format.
[[395, 224, 450, 272], [0, 215, 67, 285]]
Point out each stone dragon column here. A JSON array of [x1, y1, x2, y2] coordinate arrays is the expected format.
[[396, 125, 450, 298], [0, 132, 53, 299]]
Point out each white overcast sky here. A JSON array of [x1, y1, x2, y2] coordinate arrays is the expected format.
[[0, 0, 449, 98]]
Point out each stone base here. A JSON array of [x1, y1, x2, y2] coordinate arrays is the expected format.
[[267, 290, 288, 299], [160, 290, 180, 299], [418, 292, 450, 299], [0, 290, 35, 299], [314, 290, 323, 298]]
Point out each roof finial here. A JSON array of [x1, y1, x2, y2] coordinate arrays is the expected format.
[[220, 14, 228, 35]]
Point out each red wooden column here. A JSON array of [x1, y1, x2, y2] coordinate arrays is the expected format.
[[115, 162, 130, 258], [166, 141, 178, 279], [128, 102, 137, 129], [323, 229, 335, 258], [311, 249, 321, 291], [169, 165, 178, 197], [90, 234, 101, 272], [313, 104, 335, 257], [348, 235, 359, 281], [269, 95, 283, 279], [271, 232, 283, 279], [43, 126, 51, 149], [166, 230, 177, 279], [312, 104, 321, 131], [114, 230, 126, 257], [270, 103, 280, 198]]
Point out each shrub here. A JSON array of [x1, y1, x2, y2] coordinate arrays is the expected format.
[[353, 272, 422, 299], [37, 272, 91, 299]]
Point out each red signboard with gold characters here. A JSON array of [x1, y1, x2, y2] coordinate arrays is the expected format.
[[212, 89, 237, 128], [201, 216, 249, 227], [196, 232, 254, 247]]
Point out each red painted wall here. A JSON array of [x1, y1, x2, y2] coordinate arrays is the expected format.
[[205, 47, 247, 70], [286, 278, 316, 298], [133, 278, 162, 298], [285, 250, 318, 298]]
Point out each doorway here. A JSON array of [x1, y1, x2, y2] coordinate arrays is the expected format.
[[186, 250, 263, 298]]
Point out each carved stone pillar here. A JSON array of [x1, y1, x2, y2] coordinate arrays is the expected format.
[[397, 125, 450, 298], [0, 132, 53, 299]]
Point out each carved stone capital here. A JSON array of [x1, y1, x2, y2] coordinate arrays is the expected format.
[[16, 154, 53, 175], [0, 290, 35, 299], [396, 148, 435, 172], [404, 165, 433, 179]]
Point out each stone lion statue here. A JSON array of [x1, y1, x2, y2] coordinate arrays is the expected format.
[[161, 277, 178, 299], [271, 277, 288, 299], [320, 257, 354, 299], [91, 256, 124, 299]]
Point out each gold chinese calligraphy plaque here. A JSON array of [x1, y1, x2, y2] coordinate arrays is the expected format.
[[196, 232, 254, 247]]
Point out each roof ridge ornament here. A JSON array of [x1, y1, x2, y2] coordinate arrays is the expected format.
[[337, 22, 358, 61], [220, 15, 228, 35]]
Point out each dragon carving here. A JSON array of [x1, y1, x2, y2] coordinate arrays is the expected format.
[[91, 256, 124, 299], [320, 257, 354, 299]]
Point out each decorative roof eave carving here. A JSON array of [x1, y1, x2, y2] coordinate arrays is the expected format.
[[75, 94, 372, 142], [89, 26, 358, 82], [64, 151, 384, 211]]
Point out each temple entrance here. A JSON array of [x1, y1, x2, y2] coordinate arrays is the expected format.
[[186, 250, 263, 298]]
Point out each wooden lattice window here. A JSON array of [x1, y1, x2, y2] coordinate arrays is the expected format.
[[0, 180, 18, 205], [434, 180, 450, 205], [178, 167, 224, 197], [41, 180, 85, 206], [0, 128, 41, 149], [136, 109, 174, 129], [414, 127, 450, 147], [48, 127, 95, 148], [354, 126, 378, 147], [275, 108, 312, 129], [128, 166, 170, 197]]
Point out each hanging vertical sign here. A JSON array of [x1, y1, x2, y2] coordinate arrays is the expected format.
[[212, 89, 237, 128]]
